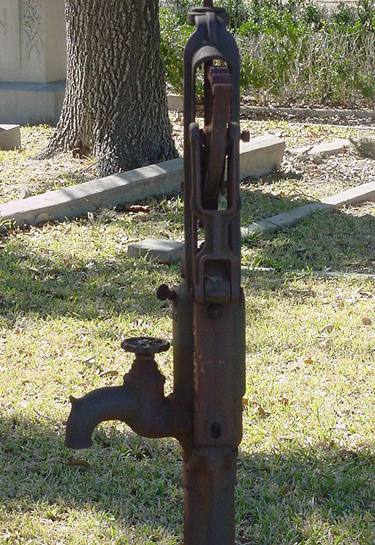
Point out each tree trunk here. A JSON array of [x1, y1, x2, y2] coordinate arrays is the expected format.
[[43, 0, 176, 176]]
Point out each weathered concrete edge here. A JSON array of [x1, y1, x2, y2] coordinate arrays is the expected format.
[[0, 158, 183, 226], [167, 94, 375, 121], [241, 105, 375, 120], [241, 267, 375, 281], [241, 181, 375, 238], [0, 135, 285, 227]]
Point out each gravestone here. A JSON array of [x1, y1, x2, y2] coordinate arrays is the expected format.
[[0, 0, 66, 124]]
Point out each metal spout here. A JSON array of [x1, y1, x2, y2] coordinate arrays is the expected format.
[[66, 385, 138, 449], [66, 337, 193, 450]]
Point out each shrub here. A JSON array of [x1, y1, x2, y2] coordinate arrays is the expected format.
[[160, 0, 251, 28], [159, 8, 191, 94], [160, 0, 375, 108]]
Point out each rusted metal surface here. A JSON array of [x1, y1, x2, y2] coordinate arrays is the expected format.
[[65, 4, 246, 544]]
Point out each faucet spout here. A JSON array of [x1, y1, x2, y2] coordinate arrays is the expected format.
[[66, 385, 138, 449]]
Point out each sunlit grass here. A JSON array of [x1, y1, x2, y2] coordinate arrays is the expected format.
[[0, 121, 374, 544]]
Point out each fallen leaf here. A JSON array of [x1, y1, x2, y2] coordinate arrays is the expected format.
[[304, 357, 314, 365], [253, 401, 271, 418], [242, 398, 249, 408], [99, 369, 119, 378], [125, 205, 150, 214], [362, 317, 372, 326], [255, 405, 271, 418], [280, 396, 290, 406], [321, 324, 334, 334], [295, 246, 307, 255], [67, 457, 92, 469]]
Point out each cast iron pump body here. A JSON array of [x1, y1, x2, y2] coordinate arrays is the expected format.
[[65, 3, 246, 544]]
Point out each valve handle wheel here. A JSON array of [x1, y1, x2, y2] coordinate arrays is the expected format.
[[121, 337, 170, 356]]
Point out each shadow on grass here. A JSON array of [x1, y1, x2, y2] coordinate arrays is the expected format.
[[241, 188, 375, 274], [0, 243, 180, 327], [0, 414, 373, 544], [0, 189, 373, 324]]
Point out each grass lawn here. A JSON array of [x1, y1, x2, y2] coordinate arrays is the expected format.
[[0, 122, 374, 544]]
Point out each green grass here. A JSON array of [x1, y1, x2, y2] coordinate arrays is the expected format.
[[0, 124, 374, 544], [0, 126, 94, 205]]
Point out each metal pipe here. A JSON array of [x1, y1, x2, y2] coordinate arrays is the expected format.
[[184, 447, 237, 545], [66, 386, 137, 449]]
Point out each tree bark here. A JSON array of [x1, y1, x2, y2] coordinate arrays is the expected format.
[[43, 0, 176, 176]]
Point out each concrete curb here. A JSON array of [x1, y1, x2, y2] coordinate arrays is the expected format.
[[125, 181, 375, 264], [0, 159, 183, 227], [0, 135, 285, 227], [241, 267, 375, 282], [241, 181, 375, 239], [167, 94, 375, 122], [240, 105, 375, 122]]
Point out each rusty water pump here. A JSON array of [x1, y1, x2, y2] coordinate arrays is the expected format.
[[65, 4, 246, 544]]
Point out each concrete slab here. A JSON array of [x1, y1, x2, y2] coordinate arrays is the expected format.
[[323, 181, 375, 207], [240, 134, 285, 178], [0, 124, 21, 150], [127, 239, 184, 264], [0, 134, 285, 226], [289, 139, 351, 158], [130, 178, 375, 263]]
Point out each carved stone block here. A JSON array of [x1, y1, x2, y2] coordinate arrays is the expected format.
[[0, 0, 66, 83]]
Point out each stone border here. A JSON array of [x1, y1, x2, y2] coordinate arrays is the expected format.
[[125, 181, 375, 264], [0, 159, 183, 228], [0, 135, 285, 227], [241, 105, 375, 122], [241, 181, 375, 239], [241, 267, 375, 282], [168, 94, 375, 123]]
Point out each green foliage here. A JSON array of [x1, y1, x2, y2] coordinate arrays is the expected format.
[[159, 8, 191, 94], [160, 0, 251, 28], [160, 0, 375, 107]]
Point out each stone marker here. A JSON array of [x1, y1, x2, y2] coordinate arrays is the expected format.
[[289, 139, 351, 158], [0, 124, 21, 150], [0, 134, 285, 227], [168, 94, 184, 113], [127, 239, 184, 264], [308, 139, 351, 157], [0, 0, 66, 124], [240, 134, 285, 177]]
